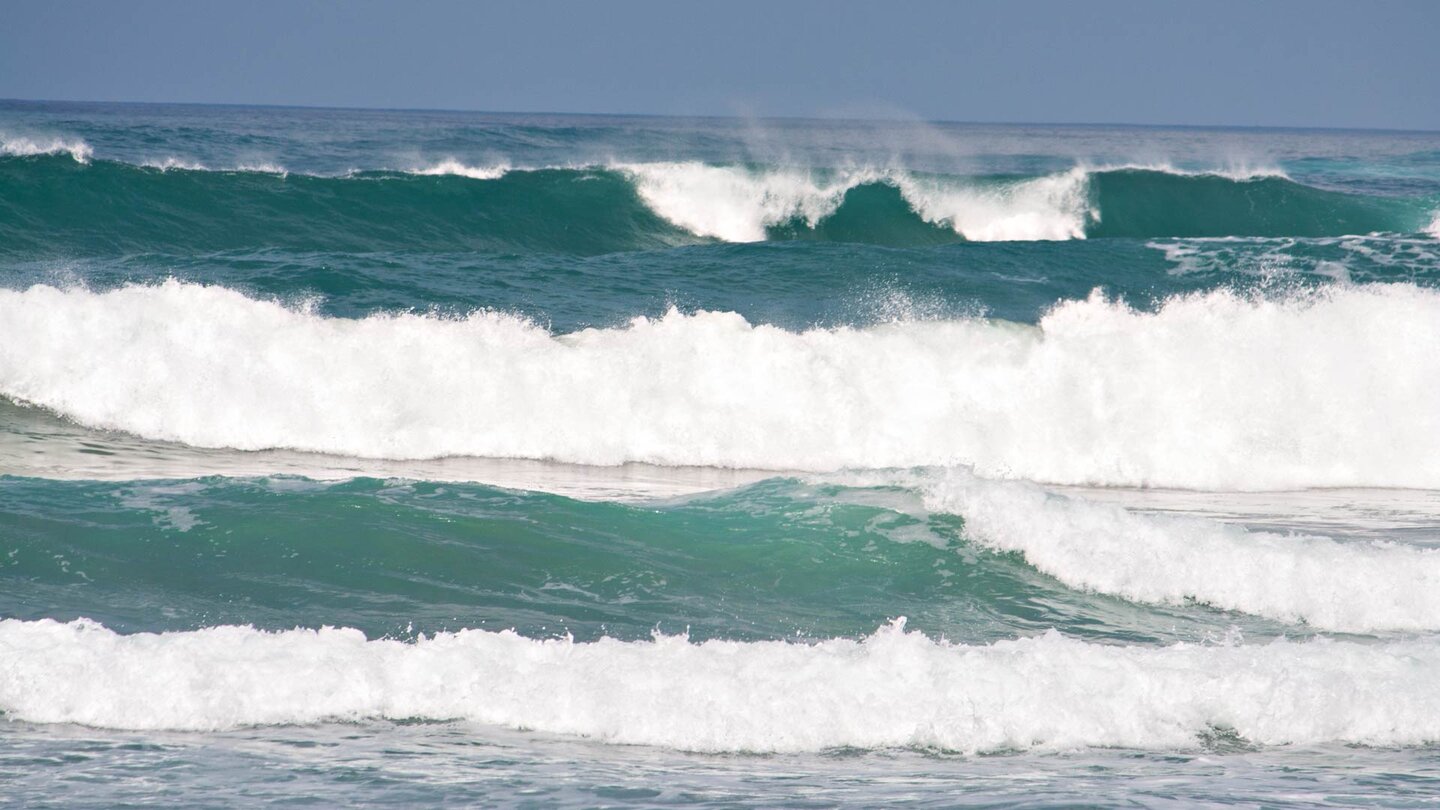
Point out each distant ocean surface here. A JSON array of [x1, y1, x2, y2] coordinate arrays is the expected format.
[[4, 99, 1440, 807]]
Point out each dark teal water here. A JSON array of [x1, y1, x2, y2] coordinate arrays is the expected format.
[[4, 100, 1440, 806]]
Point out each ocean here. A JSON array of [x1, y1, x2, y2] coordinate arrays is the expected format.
[[3, 98, 1440, 806]]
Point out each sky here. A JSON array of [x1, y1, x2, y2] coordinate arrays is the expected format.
[[2, 0, 1438, 131]]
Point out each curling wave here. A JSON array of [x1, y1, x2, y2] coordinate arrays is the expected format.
[[0, 155, 1428, 255], [892, 470, 1440, 632]]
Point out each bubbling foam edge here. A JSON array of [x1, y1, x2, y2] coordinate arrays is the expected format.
[[2, 616, 1439, 751]]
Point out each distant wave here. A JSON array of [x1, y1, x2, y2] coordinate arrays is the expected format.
[[3, 280, 1440, 489], [139, 156, 209, 172], [4, 617, 1439, 751], [0, 154, 1427, 255], [407, 158, 510, 180], [619, 162, 1094, 242], [0, 134, 92, 163]]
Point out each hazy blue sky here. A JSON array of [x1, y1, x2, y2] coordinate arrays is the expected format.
[[2, 0, 1437, 130]]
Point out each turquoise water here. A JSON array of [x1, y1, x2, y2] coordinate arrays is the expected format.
[[4, 100, 1440, 806]]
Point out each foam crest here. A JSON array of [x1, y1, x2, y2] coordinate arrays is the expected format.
[[1103, 162, 1290, 181], [619, 162, 1095, 242], [912, 470, 1440, 632], [3, 618, 1439, 751], [3, 281, 1440, 489], [0, 134, 93, 163], [894, 168, 1094, 241], [1426, 211, 1440, 239], [141, 157, 209, 172], [234, 161, 288, 176], [620, 162, 862, 242], [409, 159, 510, 181]]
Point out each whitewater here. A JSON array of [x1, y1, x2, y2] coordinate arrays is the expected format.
[[7, 617, 1440, 751], [3, 280, 1438, 489], [5, 100, 1440, 807]]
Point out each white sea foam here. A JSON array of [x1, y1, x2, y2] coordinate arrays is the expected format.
[[902, 469, 1440, 632], [234, 162, 289, 176], [619, 162, 862, 242], [618, 162, 1096, 242], [3, 617, 1439, 751], [615, 162, 1294, 244], [1425, 211, 1440, 239], [409, 159, 510, 181], [1102, 162, 1289, 181], [893, 167, 1093, 241], [140, 157, 209, 172], [3, 281, 1440, 490], [0, 134, 93, 163]]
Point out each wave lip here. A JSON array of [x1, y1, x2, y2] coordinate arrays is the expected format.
[[617, 161, 1094, 243], [4, 281, 1440, 490], [3, 617, 1439, 752], [407, 158, 510, 180], [0, 134, 93, 163], [140, 156, 209, 172]]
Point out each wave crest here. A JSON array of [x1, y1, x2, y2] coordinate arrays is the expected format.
[[620, 162, 1094, 242], [0, 134, 93, 163], [408, 158, 510, 180]]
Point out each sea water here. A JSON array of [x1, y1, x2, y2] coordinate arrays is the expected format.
[[3, 99, 1440, 806]]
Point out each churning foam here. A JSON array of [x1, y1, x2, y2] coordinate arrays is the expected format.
[[0, 134, 93, 163], [3, 617, 1439, 751], [907, 469, 1440, 633], [619, 162, 861, 242], [893, 167, 1092, 241], [3, 281, 1440, 490], [409, 159, 510, 181], [618, 162, 1094, 242]]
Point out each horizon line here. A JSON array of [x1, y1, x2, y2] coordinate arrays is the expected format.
[[3, 96, 1438, 137]]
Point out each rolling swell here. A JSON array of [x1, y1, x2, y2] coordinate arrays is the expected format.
[[1087, 169, 1421, 238], [4, 471, 1438, 751], [0, 155, 1430, 256], [0, 155, 694, 255], [0, 474, 1243, 645]]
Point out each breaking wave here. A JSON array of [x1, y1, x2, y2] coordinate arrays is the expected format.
[[2, 280, 1439, 489], [0, 155, 1427, 255], [3, 617, 1438, 752]]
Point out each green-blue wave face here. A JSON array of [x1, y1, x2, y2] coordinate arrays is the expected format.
[[2, 156, 1433, 257], [0, 475, 1297, 645]]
